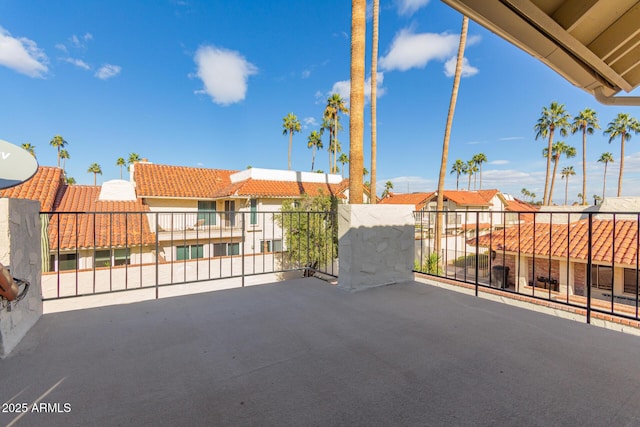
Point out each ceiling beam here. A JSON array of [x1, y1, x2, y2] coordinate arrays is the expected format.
[[551, 0, 599, 32], [588, 2, 640, 61]]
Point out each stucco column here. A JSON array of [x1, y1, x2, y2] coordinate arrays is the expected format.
[[337, 204, 415, 291], [0, 198, 43, 357]]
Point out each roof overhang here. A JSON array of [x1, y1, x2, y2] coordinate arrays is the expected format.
[[441, 0, 640, 105]]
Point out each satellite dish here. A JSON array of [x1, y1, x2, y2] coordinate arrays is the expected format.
[[0, 140, 39, 190]]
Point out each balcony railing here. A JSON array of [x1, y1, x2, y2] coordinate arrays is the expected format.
[[414, 209, 640, 324], [40, 210, 338, 300]]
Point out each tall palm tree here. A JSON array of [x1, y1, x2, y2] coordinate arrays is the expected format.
[[21, 143, 36, 157], [370, 0, 379, 204], [560, 166, 575, 205], [307, 130, 323, 172], [543, 141, 576, 205], [436, 15, 469, 258], [59, 149, 70, 173], [381, 180, 393, 198], [325, 94, 348, 174], [348, 0, 365, 203], [282, 113, 301, 170], [534, 102, 570, 205], [128, 152, 141, 171], [328, 138, 342, 173], [571, 108, 599, 205], [49, 135, 68, 168], [87, 163, 102, 185], [604, 113, 640, 197], [450, 159, 465, 191], [465, 160, 477, 191], [597, 152, 614, 200], [65, 176, 76, 185], [471, 153, 487, 190], [116, 157, 126, 179], [338, 153, 349, 178]]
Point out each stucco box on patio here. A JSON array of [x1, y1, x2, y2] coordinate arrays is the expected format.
[[338, 204, 414, 291]]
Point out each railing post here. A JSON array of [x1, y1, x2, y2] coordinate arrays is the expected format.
[[241, 211, 245, 287], [586, 213, 592, 324], [155, 212, 159, 299], [475, 211, 479, 297]]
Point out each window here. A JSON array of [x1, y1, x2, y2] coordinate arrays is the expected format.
[[228, 242, 240, 256], [58, 253, 77, 271], [250, 199, 258, 225], [212, 243, 240, 256], [95, 250, 111, 267], [177, 245, 203, 261], [591, 265, 613, 291], [197, 201, 216, 225], [260, 239, 283, 253], [624, 268, 639, 294], [225, 200, 236, 227], [114, 249, 130, 266], [95, 248, 130, 267]]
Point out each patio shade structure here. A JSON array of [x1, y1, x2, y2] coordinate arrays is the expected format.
[[441, 0, 640, 105]]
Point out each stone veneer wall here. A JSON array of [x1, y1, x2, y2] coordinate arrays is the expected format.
[[0, 198, 43, 357], [337, 204, 414, 292]]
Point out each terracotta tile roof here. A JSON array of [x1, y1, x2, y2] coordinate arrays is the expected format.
[[0, 166, 63, 211], [48, 185, 154, 250], [460, 222, 493, 231], [441, 190, 491, 207], [476, 189, 499, 203], [470, 219, 639, 266], [212, 178, 347, 199], [504, 198, 538, 212], [134, 163, 235, 198], [379, 192, 434, 210]]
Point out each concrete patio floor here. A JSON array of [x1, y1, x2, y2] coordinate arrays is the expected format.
[[2, 277, 640, 426]]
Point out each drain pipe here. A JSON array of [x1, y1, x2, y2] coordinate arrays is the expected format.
[[594, 86, 640, 106]]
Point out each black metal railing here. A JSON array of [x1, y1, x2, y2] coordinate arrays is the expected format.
[[40, 210, 338, 300], [414, 209, 640, 324]]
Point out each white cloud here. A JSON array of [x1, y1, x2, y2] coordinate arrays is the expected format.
[[490, 160, 509, 165], [329, 72, 386, 104], [193, 45, 257, 106], [499, 136, 524, 141], [95, 64, 121, 79], [303, 117, 318, 128], [69, 33, 92, 49], [380, 29, 458, 72], [63, 57, 90, 70], [0, 26, 48, 77], [301, 69, 311, 79], [443, 56, 478, 78], [55, 43, 68, 53], [395, 0, 430, 16]]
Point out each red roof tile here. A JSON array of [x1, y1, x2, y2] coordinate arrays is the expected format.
[[379, 192, 434, 210], [0, 166, 63, 211], [440, 190, 491, 206], [48, 185, 154, 250], [212, 178, 347, 199], [134, 163, 235, 198], [471, 219, 639, 266]]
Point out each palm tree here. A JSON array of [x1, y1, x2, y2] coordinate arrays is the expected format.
[[571, 108, 599, 205], [65, 176, 76, 185], [471, 153, 487, 190], [116, 157, 126, 179], [370, 0, 379, 204], [21, 143, 36, 157], [597, 152, 614, 200], [363, 167, 369, 178], [59, 149, 70, 173], [543, 141, 576, 205], [128, 153, 141, 171], [325, 94, 349, 174], [49, 135, 68, 168], [307, 130, 323, 172], [604, 113, 640, 197], [560, 166, 575, 205], [348, 0, 365, 203], [436, 15, 469, 258], [282, 113, 301, 170], [534, 102, 570, 205], [337, 153, 349, 179], [381, 180, 393, 198], [450, 159, 465, 190], [465, 160, 477, 191], [87, 163, 102, 185]]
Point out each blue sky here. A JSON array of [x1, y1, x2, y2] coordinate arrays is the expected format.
[[1, 0, 640, 203]]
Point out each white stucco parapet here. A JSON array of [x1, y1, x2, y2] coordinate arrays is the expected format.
[[337, 204, 415, 292], [230, 168, 343, 184], [0, 198, 43, 357]]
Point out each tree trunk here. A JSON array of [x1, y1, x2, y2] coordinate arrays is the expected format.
[[618, 134, 625, 197], [288, 131, 292, 170], [564, 177, 569, 205], [603, 163, 608, 200], [435, 16, 468, 259], [543, 129, 554, 205], [370, 0, 379, 204], [548, 155, 560, 205], [348, 0, 365, 204], [582, 129, 587, 205]]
